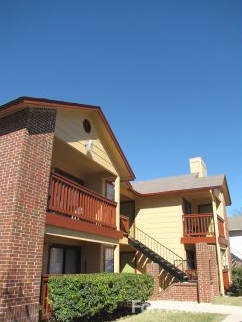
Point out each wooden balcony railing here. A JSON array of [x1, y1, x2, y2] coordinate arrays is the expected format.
[[48, 171, 117, 230], [183, 213, 225, 239], [183, 213, 215, 237]]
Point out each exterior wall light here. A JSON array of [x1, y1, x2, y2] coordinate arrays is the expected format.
[[85, 139, 93, 152]]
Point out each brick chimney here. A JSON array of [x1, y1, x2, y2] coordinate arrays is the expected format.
[[189, 157, 207, 177]]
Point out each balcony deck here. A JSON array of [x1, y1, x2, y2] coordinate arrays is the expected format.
[[181, 213, 227, 244], [46, 171, 123, 239]]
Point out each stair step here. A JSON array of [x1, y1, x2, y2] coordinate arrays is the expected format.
[[129, 237, 190, 282]]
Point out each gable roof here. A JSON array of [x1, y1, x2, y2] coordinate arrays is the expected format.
[[0, 96, 135, 181], [131, 173, 231, 204], [228, 215, 242, 231]]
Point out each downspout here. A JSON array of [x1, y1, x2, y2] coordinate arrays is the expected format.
[[210, 189, 224, 295]]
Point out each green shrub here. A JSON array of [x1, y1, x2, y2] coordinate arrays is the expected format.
[[230, 267, 242, 296], [47, 273, 154, 321]]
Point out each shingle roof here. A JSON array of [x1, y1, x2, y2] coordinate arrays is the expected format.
[[228, 215, 242, 231], [131, 173, 226, 194]]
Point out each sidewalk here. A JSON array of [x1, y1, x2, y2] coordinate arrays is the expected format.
[[146, 300, 242, 322]]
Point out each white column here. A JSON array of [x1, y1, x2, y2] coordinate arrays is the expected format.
[[114, 244, 120, 273]]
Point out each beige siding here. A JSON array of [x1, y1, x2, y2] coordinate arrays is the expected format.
[[85, 172, 114, 195], [218, 191, 226, 220], [55, 109, 117, 175], [135, 195, 185, 258]]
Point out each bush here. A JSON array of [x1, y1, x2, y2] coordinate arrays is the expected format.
[[230, 267, 242, 296], [47, 273, 154, 321]]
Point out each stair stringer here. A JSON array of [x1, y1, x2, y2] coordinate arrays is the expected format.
[[128, 237, 189, 282]]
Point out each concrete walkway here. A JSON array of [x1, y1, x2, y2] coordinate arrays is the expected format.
[[146, 300, 242, 322]]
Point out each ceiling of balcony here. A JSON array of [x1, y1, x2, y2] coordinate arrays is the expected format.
[[51, 136, 106, 178]]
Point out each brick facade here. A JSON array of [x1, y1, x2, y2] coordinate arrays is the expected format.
[[159, 282, 198, 301], [146, 263, 160, 299], [208, 245, 220, 297], [0, 108, 56, 321], [196, 242, 219, 302], [146, 261, 199, 301], [147, 243, 219, 303]]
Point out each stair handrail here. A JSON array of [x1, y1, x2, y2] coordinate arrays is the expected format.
[[131, 226, 184, 268]]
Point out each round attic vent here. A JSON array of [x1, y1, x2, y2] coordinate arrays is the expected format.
[[83, 119, 91, 133]]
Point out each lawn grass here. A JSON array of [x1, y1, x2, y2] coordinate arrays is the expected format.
[[212, 295, 242, 306], [114, 310, 227, 322]]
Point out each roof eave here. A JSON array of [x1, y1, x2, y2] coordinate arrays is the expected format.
[[129, 185, 223, 197], [0, 96, 135, 181]]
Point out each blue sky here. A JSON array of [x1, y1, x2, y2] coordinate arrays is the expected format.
[[1, 0, 241, 215]]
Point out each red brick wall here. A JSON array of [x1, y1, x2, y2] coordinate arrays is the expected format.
[[0, 108, 56, 321], [147, 243, 219, 303], [159, 282, 198, 301], [208, 245, 220, 296], [146, 263, 198, 302], [196, 242, 219, 302], [146, 263, 160, 299]]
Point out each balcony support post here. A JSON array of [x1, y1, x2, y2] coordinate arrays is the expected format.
[[210, 189, 224, 295], [114, 176, 120, 273], [114, 244, 120, 273], [114, 176, 120, 230]]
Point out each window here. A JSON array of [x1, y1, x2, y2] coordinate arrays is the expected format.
[[198, 204, 213, 214], [48, 245, 81, 274], [182, 198, 191, 214], [105, 181, 115, 201], [104, 247, 114, 272]]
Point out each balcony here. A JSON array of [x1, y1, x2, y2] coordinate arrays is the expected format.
[[181, 213, 227, 244], [46, 171, 123, 239]]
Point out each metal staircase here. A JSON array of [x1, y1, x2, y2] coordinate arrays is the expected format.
[[128, 227, 189, 282]]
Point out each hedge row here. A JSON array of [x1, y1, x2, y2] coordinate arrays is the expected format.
[[230, 267, 242, 296], [48, 273, 154, 321]]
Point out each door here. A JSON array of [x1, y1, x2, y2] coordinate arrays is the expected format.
[[120, 201, 135, 237]]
